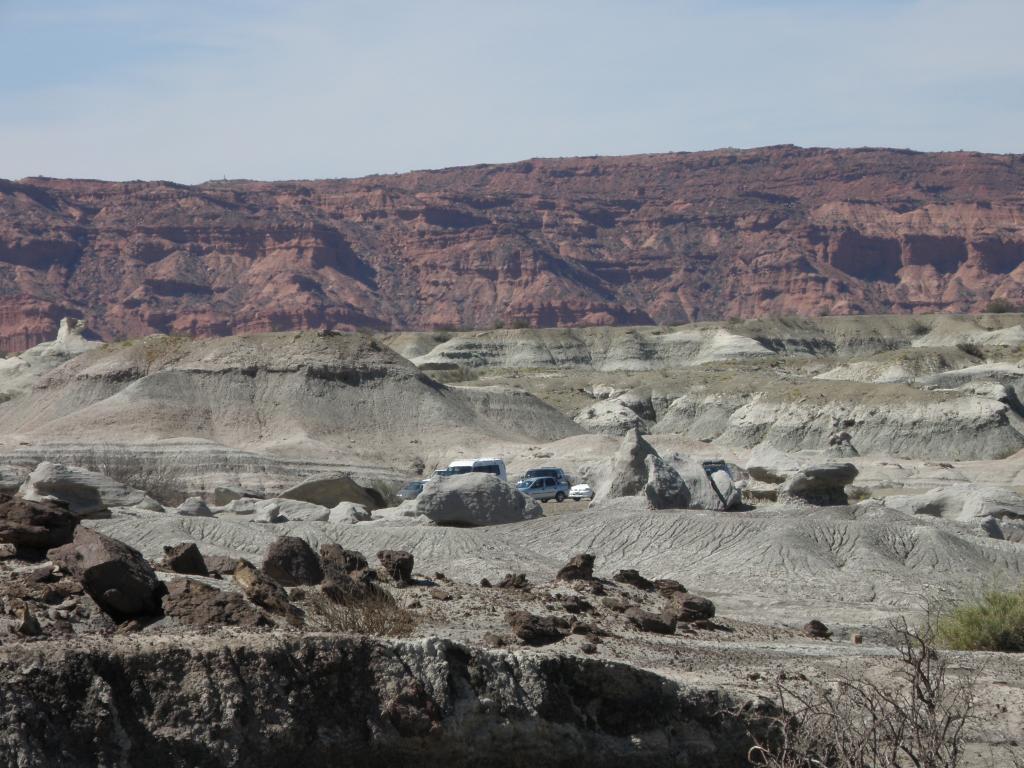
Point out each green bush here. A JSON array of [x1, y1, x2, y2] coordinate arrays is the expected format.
[[936, 586, 1024, 652]]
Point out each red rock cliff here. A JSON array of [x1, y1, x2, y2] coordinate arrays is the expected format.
[[1, 145, 1023, 352]]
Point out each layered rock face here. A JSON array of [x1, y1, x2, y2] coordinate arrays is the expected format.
[[2, 146, 1024, 352], [0, 635, 759, 767]]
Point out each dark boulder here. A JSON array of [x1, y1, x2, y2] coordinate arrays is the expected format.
[[0, 497, 78, 553], [233, 559, 303, 626], [803, 619, 832, 639], [624, 607, 677, 634], [320, 544, 369, 584], [47, 527, 164, 621], [506, 610, 569, 646], [262, 536, 324, 587], [556, 553, 595, 582], [163, 578, 272, 628], [613, 569, 655, 591], [376, 550, 414, 584], [162, 542, 209, 577], [665, 593, 715, 623]]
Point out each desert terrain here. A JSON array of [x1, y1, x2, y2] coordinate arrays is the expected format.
[[0, 312, 1021, 765]]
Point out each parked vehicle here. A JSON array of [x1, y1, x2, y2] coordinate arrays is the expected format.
[[568, 483, 594, 500], [447, 457, 507, 482], [423, 468, 457, 483], [522, 467, 569, 484], [516, 475, 569, 502], [397, 480, 424, 500]]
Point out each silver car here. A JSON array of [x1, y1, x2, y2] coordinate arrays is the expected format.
[[516, 476, 569, 502]]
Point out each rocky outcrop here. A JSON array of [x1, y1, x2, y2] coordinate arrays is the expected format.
[[18, 462, 160, 517], [3, 147, 1024, 352], [413, 474, 542, 526], [779, 463, 859, 506], [879, 484, 1024, 538], [596, 429, 691, 509], [0, 634, 764, 766]]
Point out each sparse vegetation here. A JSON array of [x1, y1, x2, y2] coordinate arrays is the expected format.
[[305, 584, 415, 637], [936, 586, 1024, 653], [743, 619, 979, 768], [955, 341, 984, 359], [985, 298, 1020, 314]]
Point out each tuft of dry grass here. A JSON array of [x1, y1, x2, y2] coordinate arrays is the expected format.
[[305, 583, 415, 638]]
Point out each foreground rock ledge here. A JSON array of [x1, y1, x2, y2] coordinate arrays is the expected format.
[[0, 634, 762, 767]]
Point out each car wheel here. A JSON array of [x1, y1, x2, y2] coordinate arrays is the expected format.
[[555, 492, 565, 502]]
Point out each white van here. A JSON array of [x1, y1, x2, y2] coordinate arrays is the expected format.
[[447, 457, 507, 482]]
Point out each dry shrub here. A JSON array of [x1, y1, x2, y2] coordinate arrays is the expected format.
[[305, 584, 415, 638], [744, 619, 980, 768]]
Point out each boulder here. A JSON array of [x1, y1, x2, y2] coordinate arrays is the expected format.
[[0, 497, 79, 552], [745, 445, 802, 484], [613, 569, 655, 591], [604, 428, 658, 498], [414, 473, 542, 526], [163, 578, 272, 628], [377, 550, 414, 583], [47, 527, 164, 620], [574, 398, 649, 436], [803, 619, 832, 639], [779, 463, 859, 506], [253, 499, 330, 523], [643, 455, 691, 510], [221, 498, 259, 515], [328, 501, 371, 524], [506, 610, 569, 646], [497, 573, 530, 590], [176, 497, 213, 518], [262, 536, 324, 586], [162, 542, 209, 576], [665, 593, 715, 623], [597, 429, 691, 509], [279, 472, 382, 510], [320, 544, 369, 584], [654, 579, 687, 598], [212, 486, 263, 506], [556, 553, 595, 582], [709, 470, 742, 509], [16, 605, 42, 636], [233, 559, 302, 625], [665, 453, 733, 510], [203, 554, 243, 575], [625, 607, 676, 634], [18, 461, 160, 518]]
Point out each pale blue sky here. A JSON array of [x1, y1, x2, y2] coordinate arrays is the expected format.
[[1, 0, 1021, 183]]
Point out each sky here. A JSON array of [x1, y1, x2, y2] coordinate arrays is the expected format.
[[0, 0, 1021, 183]]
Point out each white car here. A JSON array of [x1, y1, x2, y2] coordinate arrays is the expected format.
[[568, 483, 594, 500]]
